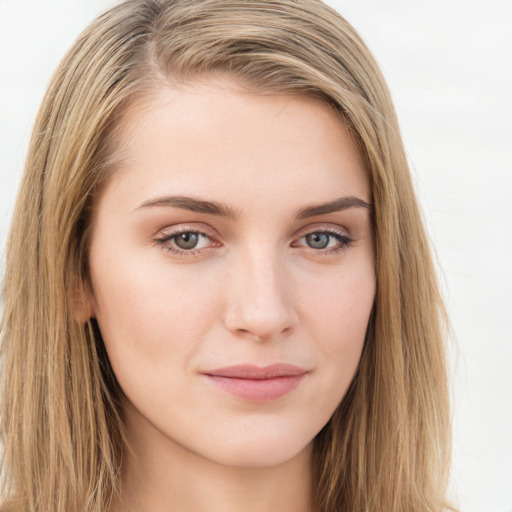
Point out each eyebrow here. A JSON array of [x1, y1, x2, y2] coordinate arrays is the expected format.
[[136, 195, 238, 218], [296, 196, 372, 219], [135, 194, 372, 219]]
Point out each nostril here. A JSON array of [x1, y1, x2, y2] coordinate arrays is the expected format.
[[234, 324, 294, 341]]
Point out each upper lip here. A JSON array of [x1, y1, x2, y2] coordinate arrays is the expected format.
[[203, 364, 308, 380]]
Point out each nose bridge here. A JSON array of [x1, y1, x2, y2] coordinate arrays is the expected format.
[[224, 242, 297, 339]]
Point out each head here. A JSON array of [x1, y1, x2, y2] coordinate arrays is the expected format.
[[1, 1, 452, 512]]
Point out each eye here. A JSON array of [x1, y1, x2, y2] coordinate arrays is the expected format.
[[155, 229, 217, 255], [293, 229, 353, 253]]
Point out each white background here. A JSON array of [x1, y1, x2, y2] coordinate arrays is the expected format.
[[0, 1, 511, 510]]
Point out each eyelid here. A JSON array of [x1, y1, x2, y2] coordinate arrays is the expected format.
[[293, 222, 351, 239], [153, 223, 221, 255], [291, 224, 354, 253], [154, 221, 217, 238]]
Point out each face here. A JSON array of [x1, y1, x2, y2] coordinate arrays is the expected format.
[[86, 79, 375, 469]]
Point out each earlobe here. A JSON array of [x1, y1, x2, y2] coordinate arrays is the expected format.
[[69, 280, 95, 323]]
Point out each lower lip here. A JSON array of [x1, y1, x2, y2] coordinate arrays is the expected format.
[[204, 374, 305, 402]]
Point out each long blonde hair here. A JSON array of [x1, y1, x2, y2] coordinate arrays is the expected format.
[[1, 1, 454, 511]]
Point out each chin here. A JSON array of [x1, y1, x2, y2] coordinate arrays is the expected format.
[[205, 443, 312, 470], [188, 422, 316, 469]]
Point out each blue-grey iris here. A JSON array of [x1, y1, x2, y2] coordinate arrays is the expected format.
[[175, 232, 199, 250], [306, 233, 330, 249]]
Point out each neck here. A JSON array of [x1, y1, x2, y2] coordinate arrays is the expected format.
[[113, 403, 314, 512]]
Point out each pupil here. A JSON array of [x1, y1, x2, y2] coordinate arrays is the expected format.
[[175, 232, 199, 250], [306, 232, 329, 249]]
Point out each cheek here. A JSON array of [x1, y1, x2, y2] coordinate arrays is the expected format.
[[299, 261, 375, 398], [89, 245, 221, 374], [275, 261, 375, 440], [303, 265, 375, 353]]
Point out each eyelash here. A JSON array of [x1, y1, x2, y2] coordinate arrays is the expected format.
[[154, 227, 354, 257], [292, 229, 354, 255], [155, 228, 218, 256]]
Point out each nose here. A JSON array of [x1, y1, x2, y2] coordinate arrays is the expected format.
[[223, 247, 298, 341]]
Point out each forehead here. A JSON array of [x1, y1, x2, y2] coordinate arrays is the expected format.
[[103, 78, 370, 212]]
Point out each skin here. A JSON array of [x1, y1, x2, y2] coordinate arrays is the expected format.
[[84, 78, 375, 512]]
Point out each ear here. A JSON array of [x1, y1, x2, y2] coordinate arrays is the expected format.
[[69, 279, 95, 323]]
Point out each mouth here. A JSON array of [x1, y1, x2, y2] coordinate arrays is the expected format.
[[201, 364, 308, 402]]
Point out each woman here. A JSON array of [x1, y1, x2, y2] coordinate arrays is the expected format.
[[0, 0, 455, 511]]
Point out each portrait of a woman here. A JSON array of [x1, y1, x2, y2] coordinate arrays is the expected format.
[[0, 1, 458, 511]]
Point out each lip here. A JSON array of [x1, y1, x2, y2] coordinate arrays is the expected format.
[[202, 364, 308, 402]]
